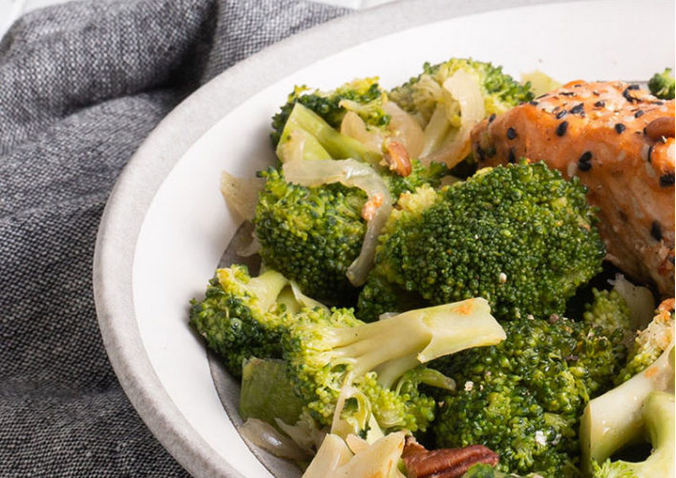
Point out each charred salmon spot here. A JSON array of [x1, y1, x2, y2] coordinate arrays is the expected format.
[[578, 151, 593, 171], [506, 127, 517, 140], [660, 173, 675, 188], [508, 148, 516, 163], [651, 221, 663, 241], [615, 123, 626, 134], [570, 103, 585, 115], [556, 110, 567, 120], [618, 210, 628, 222], [593, 100, 605, 108], [634, 110, 644, 118], [488, 113, 497, 123], [556, 121, 569, 137]]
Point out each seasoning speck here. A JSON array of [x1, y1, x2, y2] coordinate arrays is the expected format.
[[615, 123, 626, 134], [570, 103, 585, 115], [651, 221, 662, 241], [507, 127, 517, 140], [578, 151, 593, 171], [660, 173, 675, 188], [556, 121, 569, 137]]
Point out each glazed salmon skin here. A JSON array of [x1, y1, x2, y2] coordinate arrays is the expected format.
[[470, 80, 674, 297]]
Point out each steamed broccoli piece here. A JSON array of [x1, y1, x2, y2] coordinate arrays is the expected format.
[[271, 78, 389, 146], [615, 299, 675, 385], [254, 162, 449, 305], [583, 288, 633, 340], [587, 392, 675, 478], [360, 161, 605, 322], [283, 298, 506, 435], [254, 167, 367, 304], [432, 316, 627, 478], [389, 58, 533, 146], [648, 68, 675, 100]]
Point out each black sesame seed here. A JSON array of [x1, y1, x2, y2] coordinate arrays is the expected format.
[[508, 149, 516, 164], [647, 145, 654, 162], [578, 151, 593, 171], [651, 100, 665, 105], [670, 255, 675, 265], [536, 93, 548, 99], [556, 121, 569, 137], [634, 110, 644, 118], [592, 90, 600, 96], [488, 113, 497, 123], [651, 221, 662, 241], [476, 145, 485, 162], [660, 173, 675, 188], [570, 103, 585, 115], [506, 127, 517, 140], [560, 91, 576, 97], [627, 84, 640, 90], [593, 100, 606, 108], [529, 100, 539, 106], [556, 110, 567, 119], [615, 123, 626, 134], [623, 88, 639, 103]]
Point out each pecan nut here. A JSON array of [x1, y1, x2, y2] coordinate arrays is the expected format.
[[645, 117, 675, 140], [402, 436, 499, 478], [384, 140, 412, 177]]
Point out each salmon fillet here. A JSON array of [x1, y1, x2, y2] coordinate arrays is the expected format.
[[470, 80, 675, 297]]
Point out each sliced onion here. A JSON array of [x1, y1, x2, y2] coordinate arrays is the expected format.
[[220, 172, 264, 222], [384, 102, 425, 159], [275, 413, 327, 455], [239, 418, 309, 461], [282, 159, 392, 286], [340, 111, 384, 153], [421, 69, 485, 168]]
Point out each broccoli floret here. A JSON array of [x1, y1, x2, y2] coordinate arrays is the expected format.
[[271, 78, 389, 146], [361, 161, 605, 321], [254, 167, 367, 304], [648, 68, 675, 100], [283, 298, 506, 435], [583, 288, 632, 339], [432, 316, 627, 478], [586, 392, 675, 478], [189, 266, 309, 377], [614, 299, 674, 385]]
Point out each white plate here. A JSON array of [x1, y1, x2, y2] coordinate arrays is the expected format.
[[93, 1, 675, 477]]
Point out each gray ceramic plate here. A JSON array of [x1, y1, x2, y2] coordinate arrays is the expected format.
[[92, 0, 675, 476]]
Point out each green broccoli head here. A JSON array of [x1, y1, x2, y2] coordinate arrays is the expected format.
[[390, 58, 533, 126], [363, 161, 605, 321], [253, 167, 367, 305], [282, 298, 506, 435], [615, 299, 675, 385], [271, 78, 389, 146], [189, 266, 293, 377], [648, 68, 675, 100], [432, 316, 627, 478], [583, 288, 633, 340]]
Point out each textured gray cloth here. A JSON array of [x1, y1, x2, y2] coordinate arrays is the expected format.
[[0, 1, 348, 476]]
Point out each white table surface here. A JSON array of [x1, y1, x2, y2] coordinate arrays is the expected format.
[[0, 0, 396, 39]]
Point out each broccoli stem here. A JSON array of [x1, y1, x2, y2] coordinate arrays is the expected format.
[[321, 298, 505, 388], [284, 103, 381, 163], [631, 391, 675, 477], [580, 346, 675, 473]]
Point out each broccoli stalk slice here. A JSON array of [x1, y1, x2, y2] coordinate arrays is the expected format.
[[279, 103, 381, 163], [580, 345, 675, 474], [317, 298, 505, 386], [590, 392, 675, 478], [276, 122, 332, 163]]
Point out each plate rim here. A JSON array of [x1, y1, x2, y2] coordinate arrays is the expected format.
[[92, 0, 625, 476]]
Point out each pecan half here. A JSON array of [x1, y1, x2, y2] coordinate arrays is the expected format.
[[384, 140, 412, 177], [645, 117, 675, 140], [402, 436, 499, 478]]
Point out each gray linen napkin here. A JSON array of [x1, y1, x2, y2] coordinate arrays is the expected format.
[[0, 1, 348, 475]]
